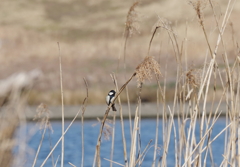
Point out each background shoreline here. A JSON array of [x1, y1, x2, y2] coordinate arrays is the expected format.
[[25, 102, 228, 121]]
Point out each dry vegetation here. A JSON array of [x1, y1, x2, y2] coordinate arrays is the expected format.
[[0, 0, 239, 104], [1, 0, 240, 166]]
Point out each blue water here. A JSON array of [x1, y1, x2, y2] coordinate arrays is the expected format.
[[15, 118, 227, 167]]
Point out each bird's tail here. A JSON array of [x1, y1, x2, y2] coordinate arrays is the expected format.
[[112, 104, 117, 112]]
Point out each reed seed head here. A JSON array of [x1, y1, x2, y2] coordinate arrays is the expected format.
[[186, 67, 202, 88], [124, 1, 140, 38], [186, 69, 198, 88], [96, 118, 113, 140], [34, 103, 52, 132], [189, 0, 207, 25], [135, 56, 161, 87]]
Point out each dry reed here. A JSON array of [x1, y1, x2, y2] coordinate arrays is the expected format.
[[81, 78, 88, 167], [136, 56, 162, 87], [122, 1, 141, 144], [32, 103, 52, 167], [7, 0, 240, 167], [56, 42, 65, 167]]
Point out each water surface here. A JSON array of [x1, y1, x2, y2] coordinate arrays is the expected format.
[[15, 118, 228, 167]]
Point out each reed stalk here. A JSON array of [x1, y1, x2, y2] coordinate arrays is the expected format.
[[129, 106, 139, 167], [136, 87, 142, 167], [123, 1, 140, 141], [26, 1, 240, 167], [109, 74, 119, 167], [57, 42, 65, 167], [40, 106, 86, 167], [135, 139, 152, 165], [110, 111, 116, 167], [40, 79, 89, 167], [81, 78, 88, 167], [151, 88, 160, 167], [94, 73, 136, 167], [113, 74, 129, 167], [32, 123, 47, 167]]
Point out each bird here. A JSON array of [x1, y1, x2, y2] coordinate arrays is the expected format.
[[106, 90, 117, 111]]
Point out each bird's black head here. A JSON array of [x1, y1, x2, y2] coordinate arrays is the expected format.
[[108, 90, 116, 96]]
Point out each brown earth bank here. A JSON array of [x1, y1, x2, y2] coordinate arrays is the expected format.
[[0, 0, 239, 105]]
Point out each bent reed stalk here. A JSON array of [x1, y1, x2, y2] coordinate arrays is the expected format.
[[94, 72, 136, 167]]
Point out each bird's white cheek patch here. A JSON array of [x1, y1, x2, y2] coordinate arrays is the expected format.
[[109, 92, 114, 95], [106, 96, 110, 103]]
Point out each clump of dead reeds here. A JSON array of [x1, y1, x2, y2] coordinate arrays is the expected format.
[[94, 53, 162, 167], [0, 111, 18, 167], [16, 0, 240, 167], [0, 90, 28, 167]]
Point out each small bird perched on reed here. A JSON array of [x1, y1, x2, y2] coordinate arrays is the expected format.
[[106, 90, 117, 111]]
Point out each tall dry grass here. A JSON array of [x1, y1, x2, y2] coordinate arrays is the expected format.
[[2, 0, 240, 167], [0, 85, 30, 166], [93, 0, 240, 166]]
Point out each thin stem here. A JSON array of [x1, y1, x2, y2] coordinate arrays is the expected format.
[[94, 73, 136, 167], [110, 111, 116, 167], [57, 42, 65, 167], [151, 88, 160, 167], [32, 124, 47, 167], [81, 78, 88, 167], [40, 107, 84, 167]]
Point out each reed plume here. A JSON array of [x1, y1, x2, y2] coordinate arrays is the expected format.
[[97, 118, 113, 141], [32, 103, 53, 167], [186, 68, 202, 88], [189, 0, 207, 25], [136, 56, 162, 87], [124, 1, 140, 38], [34, 103, 52, 131]]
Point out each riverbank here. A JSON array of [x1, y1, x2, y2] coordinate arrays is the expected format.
[[25, 102, 228, 121]]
